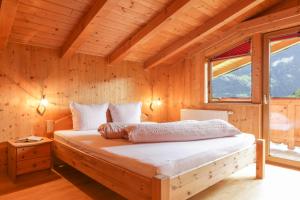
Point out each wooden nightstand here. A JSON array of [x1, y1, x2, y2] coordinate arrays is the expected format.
[[7, 137, 52, 181]]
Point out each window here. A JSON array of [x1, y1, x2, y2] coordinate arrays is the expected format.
[[269, 33, 300, 98], [208, 40, 252, 102]]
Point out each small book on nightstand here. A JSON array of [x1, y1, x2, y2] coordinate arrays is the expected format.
[[15, 136, 44, 143]]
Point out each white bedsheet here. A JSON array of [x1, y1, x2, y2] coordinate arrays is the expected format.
[[54, 130, 255, 178]]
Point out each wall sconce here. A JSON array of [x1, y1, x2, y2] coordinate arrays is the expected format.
[[147, 75, 162, 112], [150, 98, 162, 111], [36, 95, 48, 116]]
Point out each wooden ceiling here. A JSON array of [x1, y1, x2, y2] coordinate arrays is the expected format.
[[0, 0, 285, 68]]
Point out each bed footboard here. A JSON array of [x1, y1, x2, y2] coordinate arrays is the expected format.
[[53, 139, 265, 200], [152, 139, 265, 200]]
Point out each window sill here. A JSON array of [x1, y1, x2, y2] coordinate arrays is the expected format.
[[205, 102, 261, 106]]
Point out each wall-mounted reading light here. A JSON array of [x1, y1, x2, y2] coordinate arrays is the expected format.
[[144, 73, 163, 112], [150, 98, 162, 111], [36, 95, 48, 116]]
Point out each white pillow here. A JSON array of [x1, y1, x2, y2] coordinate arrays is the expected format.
[[70, 102, 109, 130], [109, 102, 142, 123]]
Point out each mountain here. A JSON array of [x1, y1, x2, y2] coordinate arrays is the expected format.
[[212, 43, 300, 98]]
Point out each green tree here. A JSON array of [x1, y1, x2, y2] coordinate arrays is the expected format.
[[289, 89, 300, 97]]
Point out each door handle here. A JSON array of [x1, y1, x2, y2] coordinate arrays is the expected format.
[[264, 94, 270, 105], [264, 95, 267, 104]]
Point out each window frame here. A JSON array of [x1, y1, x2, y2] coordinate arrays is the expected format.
[[207, 40, 253, 103], [268, 33, 300, 99]]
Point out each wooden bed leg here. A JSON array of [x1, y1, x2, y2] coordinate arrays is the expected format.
[[256, 139, 265, 179], [152, 175, 170, 200]]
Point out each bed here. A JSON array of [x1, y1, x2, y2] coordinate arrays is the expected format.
[[52, 115, 265, 200]]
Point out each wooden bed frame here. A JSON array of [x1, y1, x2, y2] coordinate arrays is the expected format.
[[52, 115, 265, 200]]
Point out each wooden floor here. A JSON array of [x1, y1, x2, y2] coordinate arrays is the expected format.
[[0, 164, 299, 200]]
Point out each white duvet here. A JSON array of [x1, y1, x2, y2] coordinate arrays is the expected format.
[[127, 119, 240, 143]]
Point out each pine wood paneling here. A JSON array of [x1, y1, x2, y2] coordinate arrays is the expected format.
[[195, 5, 300, 59], [9, 0, 91, 49], [78, 0, 172, 58], [0, 43, 163, 142], [0, 0, 19, 51], [144, 0, 265, 69], [61, 0, 121, 58], [126, 0, 237, 63], [108, 0, 194, 64], [133, 0, 280, 65], [6, 0, 281, 64]]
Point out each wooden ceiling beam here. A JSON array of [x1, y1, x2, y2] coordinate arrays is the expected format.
[[195, 5, 300, 58], [61, 0, 119, 58], [107, 0, 193, 64], [0, 0, 19, 51], [144, 0, 266, 69]]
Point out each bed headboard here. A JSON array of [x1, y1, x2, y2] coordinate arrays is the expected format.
[[54, 115, 73, 131], [180, 109, 233, 121]]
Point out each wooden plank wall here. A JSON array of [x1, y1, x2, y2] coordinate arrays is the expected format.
[[0, 43, 167, 143], [150, 52, 262, 138]]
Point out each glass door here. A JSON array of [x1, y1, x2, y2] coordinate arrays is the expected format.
[[263, 27, 300, 167]]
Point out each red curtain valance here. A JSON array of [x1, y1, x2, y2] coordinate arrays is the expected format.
[[270, 32, 300, 42], [211, 40, 251, 61]]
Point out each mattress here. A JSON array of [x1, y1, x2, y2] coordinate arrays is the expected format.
[[54, 130, 255, 178]]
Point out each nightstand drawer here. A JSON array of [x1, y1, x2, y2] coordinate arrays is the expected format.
[[17, 144, 51, 161], [17, 157, 51, 175]]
